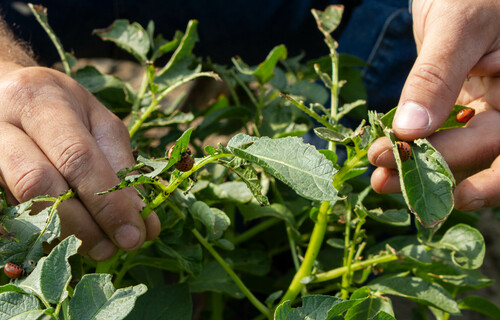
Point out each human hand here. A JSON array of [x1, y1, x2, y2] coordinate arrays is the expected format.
[[368, 0, 500, 211], [0, 64, 160, 260]]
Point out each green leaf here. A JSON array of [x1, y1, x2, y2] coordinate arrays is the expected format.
[[165, 128, 193, 167], [436, 224, 485, 269], [232, 45, 287, 84], [188, 261, 243, 299], [68, 274, 147, 320], [219, 159, 270, 206], [74, 66, 131, 94], [189, 201, 230, 241], [287, 80, 329, 105], [94, 20, 150, 63], [207, 181, 254, 203], [1, 204, 60, 266], [0, 291, 42, 320], [274, 295, 366, 320], [141, 112, 194, 129], [345, 287, 392, 320], [155, 20, 201, 87], [372, 311, 397, 320], [458, 295, 500, 320], [436, 105, 471, 131], [222, 248, 271, 276], [124, 285, 192, 320], [227, 134, 338, 202], [368, 275, 461, 315], [236, 203, 298, 233], [363, 208, 410, 227], [389, 137, 455, 228], [18, 236, 80, 305], [156, 242, 202, 276], [311, 5, 344, 36]]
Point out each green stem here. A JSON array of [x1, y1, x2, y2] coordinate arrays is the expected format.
[[210, 293, 224, 320], [312, 254, 398, 283], [232, 218, 280, 246], [28, 4, 72, 75], [140, 153, 234, 219], [129, 72, 217, 137], [332, 148, 368, 189], [286, 225, 300, 272], [340, 207, 352, 299], [341, 214, 365, 299], [281, 94, 335, 131], [231, 70, 259, 108], [330, 51, 339, 124], [95, 249, 123, 274], [113, 250, 140, 288], [128, 70, 150, 129], [280, 201, 330, 304], [192, 228, 271, 319]]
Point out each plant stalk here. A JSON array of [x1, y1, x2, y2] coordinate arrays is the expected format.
[[192, 228, 271, 319], [312, 254, 399, 283], [280, 201, 330, 304]]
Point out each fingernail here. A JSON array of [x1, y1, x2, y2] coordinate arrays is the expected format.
[[460, 199, 485, 211], [114, 225, 141, 250], [394, 102, 431, 130], [88, 239, 116, 261]]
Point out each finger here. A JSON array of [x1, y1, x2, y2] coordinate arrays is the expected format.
[[470, 51, 500, 76], [5, 75, 147, 251], [393, 3, 494, 141], [371, 110, 500, 182], [370, 167, 400, 194], [426, 110, 500, 180], [0, 122, 116, 261], [454, 156, 500, 211], [368, 137, 396, 168], [87, 97, 161, 241]]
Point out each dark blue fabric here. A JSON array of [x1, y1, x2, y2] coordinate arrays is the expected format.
[[1, 0, 415, 112]]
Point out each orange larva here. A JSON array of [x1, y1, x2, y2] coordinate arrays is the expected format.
[[456, 108, 475, 123], [396, 141, 412, 162], [168, 146, 194, 172], [4, 262, 25, 279]]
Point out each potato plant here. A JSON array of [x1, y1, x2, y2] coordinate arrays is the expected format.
[[0, 4, 498, 320]]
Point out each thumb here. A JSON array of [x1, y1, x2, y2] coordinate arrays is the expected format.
[[393, 2, 491, 141]]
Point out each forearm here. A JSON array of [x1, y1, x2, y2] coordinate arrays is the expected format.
[[0, 16, 36, 72]]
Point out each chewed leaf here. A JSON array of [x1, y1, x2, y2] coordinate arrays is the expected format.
[[68, 274, 147, 320], [219, 159, 270, 206], [274, 295, 366, 320], [94, 19, 150, 64], [368, 275, 460, 315], [232, 45, 287, 84], [387, 134, 455, 228], [18, 236, 81, 305], [311, 6, 343, 35], [437, 224, 485, 269], [227, 134, 338, 202], [1, 206, 60, 266]]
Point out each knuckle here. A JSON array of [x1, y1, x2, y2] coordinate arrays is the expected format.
[[56, 140, 94, 184], [411, 62, 454, 95], [0, 68, 61, 119], [13, 166, 53, 201], [92, 197, 123, 226]]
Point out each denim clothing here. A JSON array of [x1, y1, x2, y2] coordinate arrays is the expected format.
[[1, 0, 415, 111]]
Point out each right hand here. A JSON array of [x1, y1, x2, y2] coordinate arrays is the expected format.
[[0, 64, 160, 261]]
